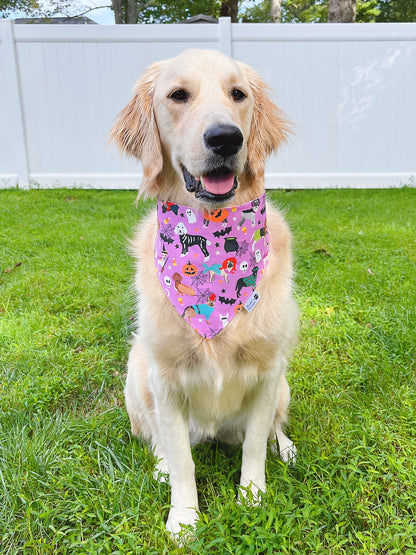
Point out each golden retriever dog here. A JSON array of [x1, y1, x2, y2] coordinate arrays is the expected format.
[[110, 49, 298, 537]]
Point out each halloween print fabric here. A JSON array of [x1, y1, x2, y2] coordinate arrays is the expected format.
[[154, 193, 269, 339]]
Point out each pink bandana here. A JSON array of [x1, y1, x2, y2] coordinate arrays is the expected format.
[[154, 193, 269, 339]]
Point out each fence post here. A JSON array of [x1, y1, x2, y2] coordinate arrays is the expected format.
[[1, 20, 29, 189], [218, 17, 232, 57]]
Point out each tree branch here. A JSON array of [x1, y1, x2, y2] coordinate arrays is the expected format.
[[61, 4, 112, 21]]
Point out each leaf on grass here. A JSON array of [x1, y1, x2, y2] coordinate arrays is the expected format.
[[4, 262, 22, 274], [312, 248, 331, 257]]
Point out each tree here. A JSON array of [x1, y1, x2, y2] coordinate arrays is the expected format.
[[0, 0, 223, 23], [241, 0, 380, 22], [241, 0, 327, 22], [96, 0, 416, 23], [270, 0, 281, 21], [3, 0, 399, 23], [111, 0, 137, 23], [115, 0, 222, 24], [328, 0, 357, 21], [220, 0, 238, 22]]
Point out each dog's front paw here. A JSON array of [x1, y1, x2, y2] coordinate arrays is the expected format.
[[166, 507, 199, 539], [238, 481, 265, 507]]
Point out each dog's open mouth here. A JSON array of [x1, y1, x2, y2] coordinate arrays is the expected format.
[[182, 166, 238, 202]]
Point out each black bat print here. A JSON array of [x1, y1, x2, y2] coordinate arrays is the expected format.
[[219, 296, 236, 305], [160, 233, 174, 244], [213, 226, 232, 238]]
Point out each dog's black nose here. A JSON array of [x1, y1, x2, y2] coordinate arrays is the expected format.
[[204, 124, 244, 157]]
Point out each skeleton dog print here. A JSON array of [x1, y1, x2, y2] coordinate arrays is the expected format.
[[155, 193, 269, 339]]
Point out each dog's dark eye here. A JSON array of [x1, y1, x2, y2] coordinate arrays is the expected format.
[[169, 89, 189, 102], [231, 89, 246, 101]]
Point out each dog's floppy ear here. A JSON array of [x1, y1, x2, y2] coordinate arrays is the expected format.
[[239, 63, 292, 178], [109, 62, 164, 196]]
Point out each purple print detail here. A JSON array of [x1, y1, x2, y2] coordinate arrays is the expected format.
[[155, 193, 269, 339]]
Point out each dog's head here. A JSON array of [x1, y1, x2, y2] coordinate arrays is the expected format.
[[110, 49, 290, 205], [251, 198, 261, 211], [172, 272, 182, 283], [174, 222, 187, 236], [207, 293, 216, 307]]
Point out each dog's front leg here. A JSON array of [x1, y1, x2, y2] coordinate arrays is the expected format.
[[180, 239, 188, 257], [240, 371, 280, 501], [152, 380, 199, 536]]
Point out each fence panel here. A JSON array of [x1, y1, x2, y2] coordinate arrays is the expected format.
[[0, 19, 415, 189]]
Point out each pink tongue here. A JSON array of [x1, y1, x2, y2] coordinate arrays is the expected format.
[[202, 173, 234, 195]]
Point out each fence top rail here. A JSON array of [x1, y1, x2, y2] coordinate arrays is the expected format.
[[1, 20, 416, 44]]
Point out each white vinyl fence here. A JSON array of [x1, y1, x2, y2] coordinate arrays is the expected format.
[[1, 18, 415, 190]]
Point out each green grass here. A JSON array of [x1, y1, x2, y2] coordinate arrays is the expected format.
[[1, 188, 415, 554]]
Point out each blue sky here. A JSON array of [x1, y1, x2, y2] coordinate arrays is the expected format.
[[8, 1, 116, 24], [80, 2, 115, 24]]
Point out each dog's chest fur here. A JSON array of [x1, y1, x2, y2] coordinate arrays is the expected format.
[[183, 359, 259, 440], [148, 326, 275, 426]]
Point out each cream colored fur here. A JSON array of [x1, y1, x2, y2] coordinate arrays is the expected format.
[[110, 49, 298, 537]]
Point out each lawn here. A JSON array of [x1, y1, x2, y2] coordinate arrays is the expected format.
[[1, 188, 415, 554]]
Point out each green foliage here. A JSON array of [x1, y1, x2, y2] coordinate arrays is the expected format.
[[240, 0, 390, 23], [1, 188, 416, 552], [144, 0, 409, 22], [0, 0, 81, 18], [1, 0, 415, 22], [137, 0, 222, 23], [281, 0, 327, 23], [240, 0, 380, 24], [356, 0, 380, 21], [261, 0, 379, 23], [377, 0, 416, 21], [240, 0, 271, 22], [0, 0, 40, 17]]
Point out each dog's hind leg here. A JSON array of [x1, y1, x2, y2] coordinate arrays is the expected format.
[[269, 374, 297, 463]]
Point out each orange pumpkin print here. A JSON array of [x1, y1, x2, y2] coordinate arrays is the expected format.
[[182, 261, 198, 276], [203, 208, 228, 226]]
